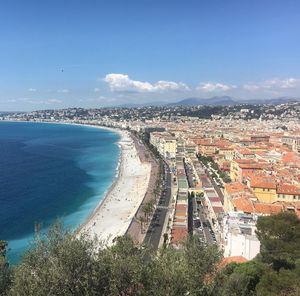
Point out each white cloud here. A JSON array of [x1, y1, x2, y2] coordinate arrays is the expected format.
[[243, 78, 299, 91], [103, 73, 189, 93], [28, 88, 37, 92], [48, 99, 62, 104], [94, 87, 100, 92], [57, 89, 69, 93], [197, 82, 236, 92], [263, 78, 298, 89]]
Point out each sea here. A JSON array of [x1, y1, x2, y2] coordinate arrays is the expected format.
[[0, 121, 120, 264]]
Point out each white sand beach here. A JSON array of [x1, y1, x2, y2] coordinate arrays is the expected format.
[[80, 130, 151, 245]]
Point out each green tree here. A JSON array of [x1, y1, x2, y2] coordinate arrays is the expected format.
[[144, 236, 221, 296], [0, 241, 8, 257], [210, 260, 267, 296], [0, 224, 245, 295], [256, 262, 300, 296], [99, 236, 147, 295], [137, 215, 146, 233], [9, 225, 148, 296], [142, 204, 151, 223], [10, 224, 99, 296], [256, 211, 300, 270], [0, 241, 11, 296]]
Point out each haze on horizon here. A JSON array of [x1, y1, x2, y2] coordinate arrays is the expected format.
[[0, 0, 300, 111]]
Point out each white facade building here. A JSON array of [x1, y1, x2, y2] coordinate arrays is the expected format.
[[222, 212, 260, 260]]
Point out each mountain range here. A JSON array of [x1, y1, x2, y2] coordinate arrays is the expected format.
[[118, 96, 300, 108]]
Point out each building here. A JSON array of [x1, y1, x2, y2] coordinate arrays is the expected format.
[[249, 176, 277, 203], [277, 184, 300, 202], [222, 212, 260, 260], [230, 159, 265, 183], [150, 132, 177, 159], [282, 135, 300, 152]]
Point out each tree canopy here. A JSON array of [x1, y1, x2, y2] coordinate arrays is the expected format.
[[1, 212, 300, 296], [1, 225, 220, 296]]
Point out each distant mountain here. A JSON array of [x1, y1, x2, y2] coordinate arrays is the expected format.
[[263, 97, 299, 105], [168, 96, 237, 106], [116, 96, 300, 108], [242, 96, 300, 105], [166, 96, 300, 106]]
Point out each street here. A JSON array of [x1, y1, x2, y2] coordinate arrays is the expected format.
[[143, 162, 172, 249], [184, 159, 217, 245]]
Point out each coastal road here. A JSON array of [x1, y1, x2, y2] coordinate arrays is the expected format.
[[143, 162, 172, 250]]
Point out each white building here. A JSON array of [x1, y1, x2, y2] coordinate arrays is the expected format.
[[222, 212, 260, 260]]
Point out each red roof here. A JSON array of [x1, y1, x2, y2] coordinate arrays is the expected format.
[[277, 184, 300, 195], [232, 197, 255, 213], [254, 203, 284, 215], [171, 227, 188, 243], [250, 176, 277, 189], [225, 182, 248, 195], [176, 204, 187, 211], [218, 256, 248, 271], [222, 256, 248, 265]]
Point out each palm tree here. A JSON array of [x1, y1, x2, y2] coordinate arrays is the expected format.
[[143, 201, 155, 224], [142, 204, 150, 223], [147, 201, 155, 216], [137, 216, 146, 233], [153, 187, 160, 201]]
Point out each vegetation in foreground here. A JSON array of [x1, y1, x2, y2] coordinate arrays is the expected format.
[[1, 212, 300, 296]]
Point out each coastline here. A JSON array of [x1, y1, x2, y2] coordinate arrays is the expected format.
[[76, 126, 124, 234], [1, 120, 152, 246], [79, 129, 151, 244]]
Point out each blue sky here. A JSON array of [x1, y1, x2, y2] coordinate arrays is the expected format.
[[1, 0, 300, 110]]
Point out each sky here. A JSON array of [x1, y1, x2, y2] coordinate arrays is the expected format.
[[0, 0, 300, 111]]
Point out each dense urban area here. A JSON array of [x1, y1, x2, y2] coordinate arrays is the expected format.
[[1, 102, 300, 295]]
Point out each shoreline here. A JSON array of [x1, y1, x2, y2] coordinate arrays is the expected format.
[[76, 128, 125, 234], [1, 119, 152, 245], [79, 129, 151, 244]]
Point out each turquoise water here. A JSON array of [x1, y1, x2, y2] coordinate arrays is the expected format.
[[0, 121, 120, 264]]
